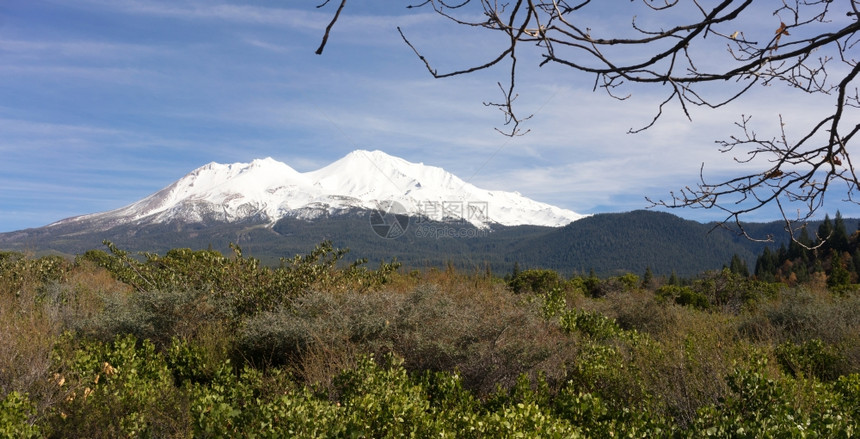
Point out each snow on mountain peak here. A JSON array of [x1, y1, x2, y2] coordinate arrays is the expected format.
[[52, 150, 585, 229]]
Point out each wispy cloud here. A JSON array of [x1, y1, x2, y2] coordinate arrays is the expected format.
[[0, 39, 163, 59], [71, 0, 437, 34]]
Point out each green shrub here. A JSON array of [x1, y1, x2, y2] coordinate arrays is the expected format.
[[0, 253, 70, 297], [693, 269, 781, 313], [84, 240, 400, 317], [834, 373, 860, 423], [558, 309, 624, 340], [581, 273, 603, 298], [656, 285, 709, 310], [775, 338, 847, 381], [615, 273, 640, 292], [554, 386, 670, 438], [477, 400, 581, 438], [0, 391, 40, 439], [165, 337, 221, 386], [48, 334, 189, 438], [565, 341, 650, 413], [540, 287, 567, 319], [189, 363, 340, 438], [333, 354, 445, 437], [690, 356, 859, 437], [508, 268, 562, 294]]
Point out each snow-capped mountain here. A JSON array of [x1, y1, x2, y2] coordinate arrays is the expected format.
[[49, 150, 584, 230]]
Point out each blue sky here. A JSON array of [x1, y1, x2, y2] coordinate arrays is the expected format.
[[1, 1, 857, 233]]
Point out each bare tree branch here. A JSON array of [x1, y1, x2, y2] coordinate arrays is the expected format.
[[317, 0, 860, 241], [315, 0, 348, 55]]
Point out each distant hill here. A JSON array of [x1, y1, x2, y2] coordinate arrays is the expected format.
[[509, 211, 779, 276], [3, 208, 839, 277]]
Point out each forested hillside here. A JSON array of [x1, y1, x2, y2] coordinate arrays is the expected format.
[[509, 211, 774, 276], [754, 212, 860, 288], [3, 210, 839, 277]]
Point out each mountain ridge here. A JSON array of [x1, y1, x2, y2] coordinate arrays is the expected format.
[[48, 150, 584, 232]]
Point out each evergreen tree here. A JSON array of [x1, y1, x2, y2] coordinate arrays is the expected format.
[[505, 261, 520, 282], [831, 211, 850, 254], [729, 254, 749, 277], [797, 226, 813, 264], [827, 249, 851, 289], [787, 233, 804, 260], [641, 266, 654, 289], [667, 271, 678, 286], [755, 247, 775, 278], [817, 213, 833, 253]]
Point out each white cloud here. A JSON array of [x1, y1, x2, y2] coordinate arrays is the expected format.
[[0, 39, 163, 59]]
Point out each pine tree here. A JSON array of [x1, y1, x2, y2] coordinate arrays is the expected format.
[[827, 249, 850, 289], [791, 226, 813, 265], [818, 213, 834, 253], [668, 271, 679, 286], [831, 211, 850, 254], [729, 254, 749, 277], [788, 234, 804, 260], [641, 266, 654, 289], [755, 247, 775, 278]]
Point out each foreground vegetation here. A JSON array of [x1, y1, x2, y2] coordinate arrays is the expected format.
[[1, 241, 859, 437]]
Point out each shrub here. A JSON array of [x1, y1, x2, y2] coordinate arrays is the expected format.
[[508, 268, 562, 294], [48, 334, 189, 438], [746, 287, 860, 349], [692, 269, 781, 313], [0, 253, 70, 298], [85, 286, 230, 350], [0, 391, 40, 439], [615, 273, 640, 292], [775, 339, 847, 381], [333, 354, 445, 436], [84, 240, 400, 317], [189, 363, 342, 438], [690, 356, 860, 437], [554, 386, 670, 438], [393, 284, 577, 395], [656, 285, 709, 310], [236, 288, 400, 372], [609, 291, 680, 336], [558, 309, 624, 340]]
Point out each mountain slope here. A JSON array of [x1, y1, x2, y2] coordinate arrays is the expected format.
[[509, 211, 779, 276], [48, 150, 584, 232]]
